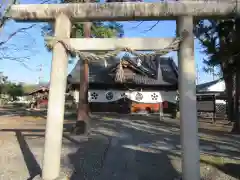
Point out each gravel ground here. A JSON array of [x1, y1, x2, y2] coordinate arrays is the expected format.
[[0, 109, 239, 180]]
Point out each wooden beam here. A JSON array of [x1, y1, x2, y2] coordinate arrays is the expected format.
[[8, 1, 240, 22], [45, 37, 177, 51]]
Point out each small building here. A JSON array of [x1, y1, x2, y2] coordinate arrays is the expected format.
[[196, 78, 226, 104], [196, 78, 227, 118], [67, 55, 178, 115], [28, 85, 49, 108]]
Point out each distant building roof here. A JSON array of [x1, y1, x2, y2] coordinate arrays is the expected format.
[[28, 84, 49, 95], [67, 55, 178, 86], [196, 78, 224, 92]]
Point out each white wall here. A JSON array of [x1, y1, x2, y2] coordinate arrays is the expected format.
[[73, 90, 177, 104]]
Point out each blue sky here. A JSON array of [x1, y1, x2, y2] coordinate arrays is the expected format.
[[0, 0, 215, 85]]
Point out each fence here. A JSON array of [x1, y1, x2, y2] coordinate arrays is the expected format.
[[197, 93, 227, 122]]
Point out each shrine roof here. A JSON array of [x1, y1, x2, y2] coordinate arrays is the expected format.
[[67, 55, 178, 86]]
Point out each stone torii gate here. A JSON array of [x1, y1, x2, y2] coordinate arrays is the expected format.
[[8, 1, 240, 180]]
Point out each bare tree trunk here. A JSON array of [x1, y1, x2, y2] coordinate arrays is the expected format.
[[225, 74, 234, 122], [231, 17, 240, 133], [232, 70, 240, 132]]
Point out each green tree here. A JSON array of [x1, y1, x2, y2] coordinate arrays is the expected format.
[[43, 20, 124, 39], [0, 72, 8, 98], [4, 83, 24, 100], [42, 0, 124, 51], [195, 19, 240, 131], [22, 84, 39, 94]]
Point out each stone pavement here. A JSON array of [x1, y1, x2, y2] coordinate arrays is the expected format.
[[68, 115, 185, 180], [0, 113, 240, 180], [0, 114, 181, 180]]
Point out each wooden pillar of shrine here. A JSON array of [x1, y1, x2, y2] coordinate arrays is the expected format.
[[74, 21, 91, 134]]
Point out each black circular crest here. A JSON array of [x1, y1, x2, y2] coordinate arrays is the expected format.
[[135, 92, 143, 101], [106, 91, 114, 100], [91, 92, 98, 100]]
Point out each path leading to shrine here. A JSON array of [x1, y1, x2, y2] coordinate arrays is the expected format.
[[0, 106, 239, 180]]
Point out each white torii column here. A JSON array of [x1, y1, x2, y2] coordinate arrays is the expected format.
[[42, 13, 71, 180], [177, 16, 200, 180]]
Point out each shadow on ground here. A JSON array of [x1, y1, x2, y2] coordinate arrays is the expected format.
[[0, 105, 77, 120], [86, 114, 240, 179], [0, 112, 239, 179], [15, 130, 42, 180], [0, 122, 79, 180], [0, 106, 46, 118]]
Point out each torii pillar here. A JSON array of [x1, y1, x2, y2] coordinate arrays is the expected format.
[[177, 16, 200, 180], [42, 13, 71, 179]]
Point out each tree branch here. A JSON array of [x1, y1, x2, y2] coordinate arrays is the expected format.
[[142, 21, 160, 33], [0, 0, 18, 30], [0, 53, 33, 71], [0, 24, 35, 46], [129, 21, 144, 30], [0, 0, 50, 71]]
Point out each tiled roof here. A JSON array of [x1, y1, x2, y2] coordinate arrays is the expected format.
[[196, 78, 223, 92], [67, 55, 178, 86]]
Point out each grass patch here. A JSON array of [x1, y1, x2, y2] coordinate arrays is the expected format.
[[200, 154, 240, 179], [201, 154, 240, 166]]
